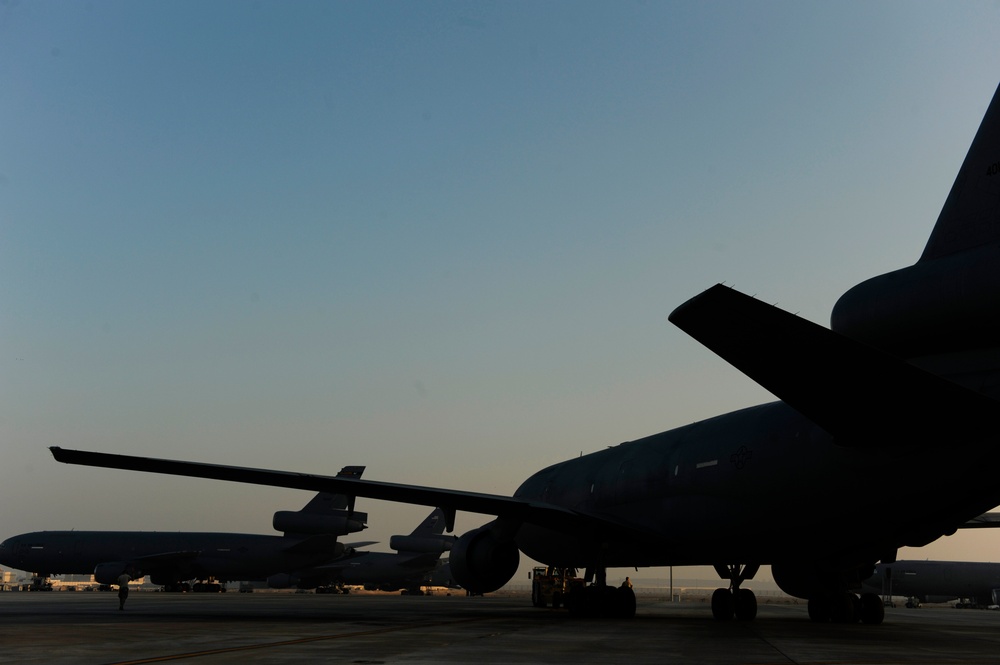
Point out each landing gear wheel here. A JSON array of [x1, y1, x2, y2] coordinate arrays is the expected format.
[[830, 592, 857, 623], [711, 588, 734, 621], [734, 588, 757, 621], [859, 592, 885, 625]]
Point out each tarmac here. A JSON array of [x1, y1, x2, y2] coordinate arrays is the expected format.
[[1, 590, 999, 664]]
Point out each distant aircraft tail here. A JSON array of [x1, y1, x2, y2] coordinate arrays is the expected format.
[[409, 507, 447, 537], [298, 466, 366, 513], [272, 465, 368, 537], [388, 508, 456, 554]]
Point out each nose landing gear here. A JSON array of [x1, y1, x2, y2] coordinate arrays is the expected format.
[[711, 564, 759, 621]]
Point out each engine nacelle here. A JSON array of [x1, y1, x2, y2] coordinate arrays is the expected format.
[[272, 510, 367, 535], [389, 535, 456, 554], [772, 561, 876, 599], [267, 572, 325, 590], [449, 525, 519, 594], [93, 562, 133, 585], [266, 573, 297, 589]]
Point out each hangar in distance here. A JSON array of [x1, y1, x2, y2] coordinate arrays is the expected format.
[[52, 79, 1000, 624]]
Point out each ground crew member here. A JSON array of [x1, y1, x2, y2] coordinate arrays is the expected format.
[[117, 570, 132, 610]]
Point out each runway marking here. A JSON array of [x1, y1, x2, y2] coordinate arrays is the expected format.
[[105, 616, 489, 664]]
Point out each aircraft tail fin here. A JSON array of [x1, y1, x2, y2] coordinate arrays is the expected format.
[[920, 82, 1000, 261], [409, 507, 447, 537], [669, 284, 999, 446], [299, 465, 366, 513], [388, 508, 456, 554]]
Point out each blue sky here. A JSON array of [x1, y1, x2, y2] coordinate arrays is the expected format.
[[3, 1, 1000, 582]]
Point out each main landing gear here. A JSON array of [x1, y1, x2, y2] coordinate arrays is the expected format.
[[711, 564, 759, 621]]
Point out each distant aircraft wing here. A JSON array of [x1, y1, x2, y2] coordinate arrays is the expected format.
[[668, 284, 1000, 447], [960, 512, 1000, 528], [49, 447, 646, 539]]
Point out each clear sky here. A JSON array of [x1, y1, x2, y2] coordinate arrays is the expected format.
[[3, 1, 1000, 585]]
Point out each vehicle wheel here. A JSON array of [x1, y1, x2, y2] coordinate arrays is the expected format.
[[616, 587, 637, 618]]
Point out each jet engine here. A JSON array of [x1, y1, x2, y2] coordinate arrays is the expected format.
[[272, 510, 367, 535], [266, 573, 298, 589], [449, 524, 519, 594], [93, 561, 134, 585], [388, 534, 456, 554], [771, 561, 875, 599], [267, 572, 323, 590]]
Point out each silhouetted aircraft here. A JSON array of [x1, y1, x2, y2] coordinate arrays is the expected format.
[[266, 507, 455, 593], [0, 467, 369, 590], [863, 560, 1000, 608], [51, 80, 1000, 624]]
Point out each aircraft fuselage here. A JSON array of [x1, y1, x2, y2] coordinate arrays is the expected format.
[[0, 531, 337, 584]]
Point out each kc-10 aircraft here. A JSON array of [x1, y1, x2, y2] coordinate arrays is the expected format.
[[0, 467, 371, 590], [266, 507, 455, 593], [51, 79, 1000, 624], [862, 560, 1000, 608]]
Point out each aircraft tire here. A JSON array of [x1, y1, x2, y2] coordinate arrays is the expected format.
[[830, 592, 856, 623], [711, 588, 734, 621], [859, 593, 885, 625], [734, 588, 757, 621]]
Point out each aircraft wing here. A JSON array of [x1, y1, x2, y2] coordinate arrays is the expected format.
[[668, 284, 1000, 446], [49, 447, 642, 538]]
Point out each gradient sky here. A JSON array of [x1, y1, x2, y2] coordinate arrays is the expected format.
[[3, 1, 1000, 585]]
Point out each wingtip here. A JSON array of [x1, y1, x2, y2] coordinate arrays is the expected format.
[[667, 283, 733, 327]]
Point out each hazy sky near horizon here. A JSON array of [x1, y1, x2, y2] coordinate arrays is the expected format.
[[3, 1, 1000, 581]]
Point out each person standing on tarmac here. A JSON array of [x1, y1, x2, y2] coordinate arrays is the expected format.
[[117, 569, 132, 610]]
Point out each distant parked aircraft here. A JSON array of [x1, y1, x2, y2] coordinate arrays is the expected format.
[[266, 507, 455, 594], [863, 560, 1000, 608], [0, 466, 369, 590]]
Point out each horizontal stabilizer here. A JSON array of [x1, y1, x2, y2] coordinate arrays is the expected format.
[[343, 540, 378, 549], [668, 284, 1000, 446]]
